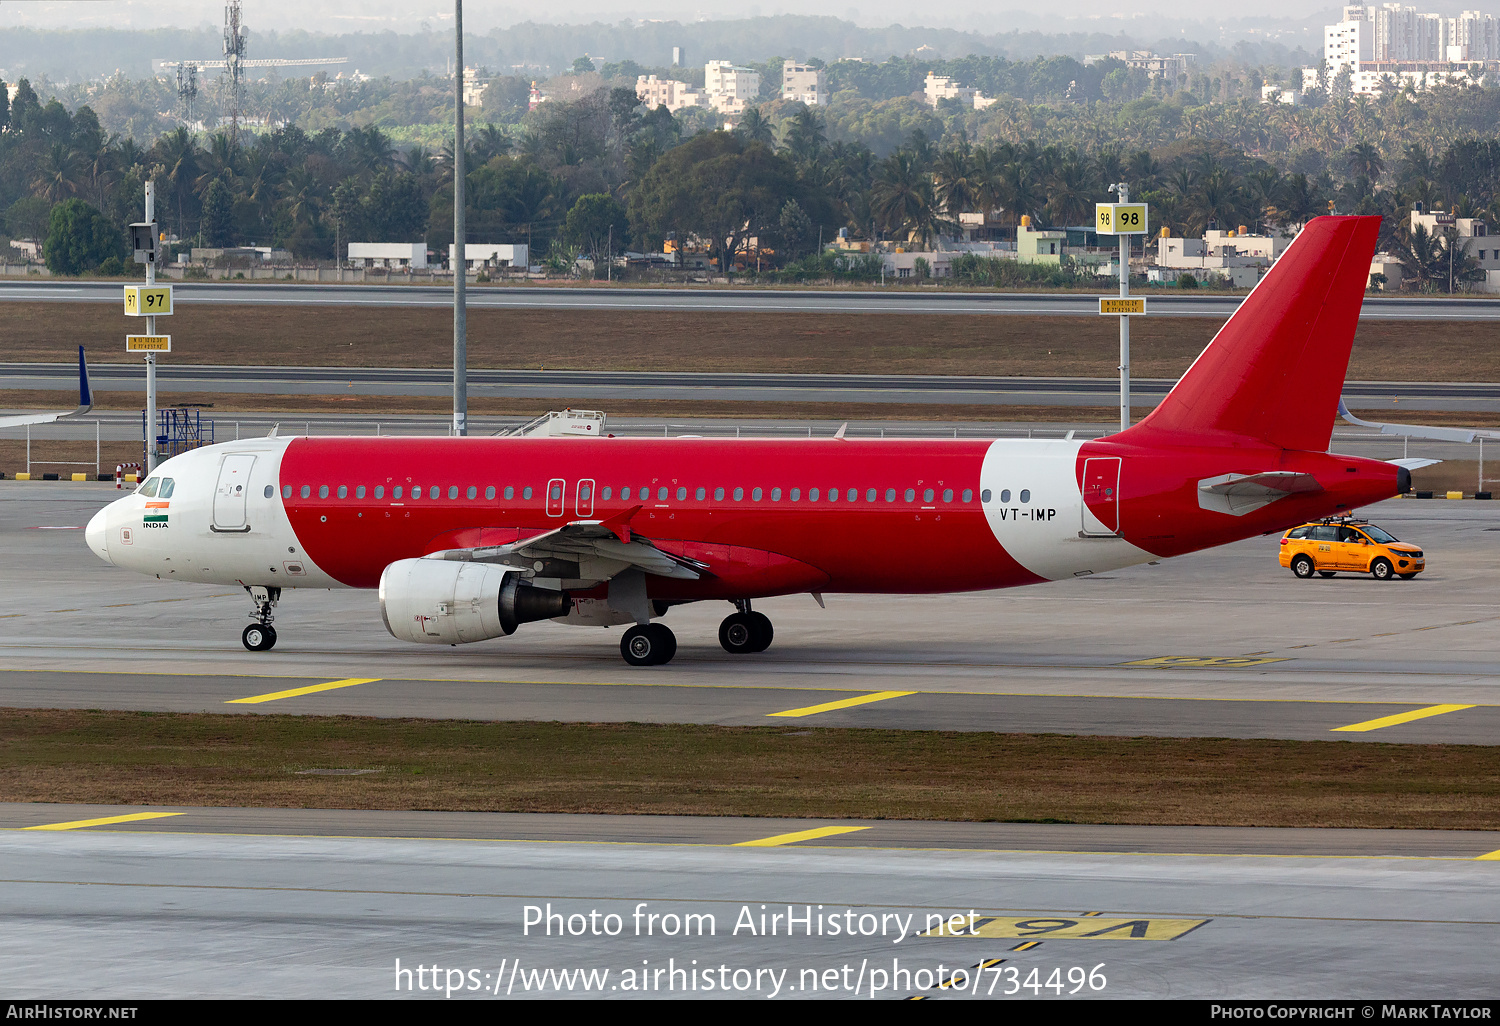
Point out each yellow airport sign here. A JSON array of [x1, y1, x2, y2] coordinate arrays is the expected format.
[[1095, 203, 1148, 235], [123, 285, 173, 316], [126, 335, 171, 352], [1099, 298, 1147, 315]]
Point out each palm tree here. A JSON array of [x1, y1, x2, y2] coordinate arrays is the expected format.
[[1045, 153, 1094, 226], [871, 150, 938, 246], [152, 128, 202, 238], [932, 145, 980, 218], [1400, 222, 1445, 291], [736, 107, 775, 149], [1344, 142, 1384, 184], [781, 106, 827, 164], [31, 142, 87, 203]]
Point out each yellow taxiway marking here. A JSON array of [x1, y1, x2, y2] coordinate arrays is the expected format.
[[923, 916, 1209, 941], [1477, 849, 1500, 861], [226, 678, 383, 705], [1331, 704, 1475, 733], [1122, 656, 1287, 668], [23, 812, 182, 831], [733, 825, 871, 847], [768, 690, 915, 718]]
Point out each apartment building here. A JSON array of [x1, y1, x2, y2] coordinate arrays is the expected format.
[[704, 60, 761, 114], [782, 63, 829, 105], [635, 74, 705, 112], [1315, 6, 1499, 95]]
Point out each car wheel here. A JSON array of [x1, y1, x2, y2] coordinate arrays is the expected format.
[[1398, 572, 1418, 579], [1370, 558, 1394, 581], [1291, 555, 1315, 579]]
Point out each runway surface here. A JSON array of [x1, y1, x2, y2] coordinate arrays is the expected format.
[[4, 279, 1499, 319], [8, 361, 1500, 413], [0, 811, 1496, 999], [3, 485, 1498, 740]]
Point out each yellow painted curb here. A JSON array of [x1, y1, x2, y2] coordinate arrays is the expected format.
[[1446, 491, 1465, 500], [71, 473, 87, 482], [14, 473, 30, 481]]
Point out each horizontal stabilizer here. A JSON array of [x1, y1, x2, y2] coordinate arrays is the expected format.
[[0, 345, 92, 428], [1339, 399, 1500, 444], [1387, 457, 1442, 471], [1198, 471, 1323, 516]]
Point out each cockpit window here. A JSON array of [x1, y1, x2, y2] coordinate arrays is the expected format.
[[138, 477, 159, 497], [157, 478, 175, 498]]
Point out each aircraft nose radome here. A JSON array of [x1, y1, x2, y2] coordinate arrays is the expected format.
[[85, 508, 111, 565]]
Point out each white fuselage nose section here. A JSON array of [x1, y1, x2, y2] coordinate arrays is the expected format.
[[84, 439, 338, 589]]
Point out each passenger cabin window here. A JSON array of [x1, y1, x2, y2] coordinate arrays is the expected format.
[[771, 488, 781, 501], [375, 486, 384, 498], [504, 486, 515, 500], [450, 486, 460, 499], [752, 487, 763, 501], [676, 487, 686, 500], [300, 485, 311, 498], [733, 487, 744, 501], [981, 489, 992, 502], [1019, 490, 1030, 503], [905, 488, 916, 502], [337, 485, 347, 498], [1000, 489, 1010, 503], [810, 488, 820, 501], [962, 489, 973, 502], [282, 485, 292, 499], [714, 487, 725, 501], [621, 487, 632, 500], [696, 487, 706, 500], [601, 486, 612, 500], [319, 485, 329, 498], [523, 486, 534, 500], [866, 489, 876, 503], [485, 486, 495, 500], [264, 485, 274, 498], [393, 486, 403, 499], [944, 489, 954, 502], [356, 486, 366, 499]]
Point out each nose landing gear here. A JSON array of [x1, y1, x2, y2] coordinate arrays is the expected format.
[[242, 585, 281, 652]]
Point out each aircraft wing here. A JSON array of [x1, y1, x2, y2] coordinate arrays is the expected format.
[[1338, 399, 1500, 444], [0, 346, 92, 429], [424, 505, 710, 582]]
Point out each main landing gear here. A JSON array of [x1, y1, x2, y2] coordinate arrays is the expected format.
[[719, 600, 773, 655], [621, 623, 676, 666], [242, 585, 281, 652], [617, 600, 777, 666]]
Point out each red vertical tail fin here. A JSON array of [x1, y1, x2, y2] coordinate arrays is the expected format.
[[1121, 215, 1381, 452]]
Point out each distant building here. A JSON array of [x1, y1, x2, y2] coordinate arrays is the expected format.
[[672, 46, 684, 67], [449, 243, 529, 271], [528, 81, 546, 111], [636, 75, 704, 112], [1313, 6, 1498, 96], [704, 59, 761, 114], [1409, 203, 1500, 291], [923, 72, 998, 110], [1150, 227, 1292, 287], [782, 63, 829, 105], [349, 243, 427, 269], [1260, 84, 1303, 104], [460, 67, 488, 106], [1083, 50, 1196, 81]]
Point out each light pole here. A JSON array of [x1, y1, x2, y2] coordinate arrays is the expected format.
[[144, 182, 159, 471], [453, 0, 468, 437], [1110, 181, 1131, 433]]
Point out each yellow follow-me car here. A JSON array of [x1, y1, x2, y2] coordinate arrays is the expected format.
[[1279, 517, 1425, 580]]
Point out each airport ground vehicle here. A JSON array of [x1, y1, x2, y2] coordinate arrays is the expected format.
[[85, 216, 1410, 665], [1280, 517, 1425, 580]]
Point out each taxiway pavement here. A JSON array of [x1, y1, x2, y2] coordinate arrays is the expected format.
[[8, 362, 1500, 414], [4, 279, 1499, 320], [0, 811, 1495, 999]]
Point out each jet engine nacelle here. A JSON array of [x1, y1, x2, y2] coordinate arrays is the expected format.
[[378, 557, 570, 645]]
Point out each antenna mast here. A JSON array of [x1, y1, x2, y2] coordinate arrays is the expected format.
[[223, 0, 247, 143]]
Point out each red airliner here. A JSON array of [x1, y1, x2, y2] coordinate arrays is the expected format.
[[86, 216, 1405, 665]]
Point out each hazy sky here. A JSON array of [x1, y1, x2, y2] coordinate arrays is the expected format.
[[0, 1, 1495, 43], [0, 1, 1372, 34]]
